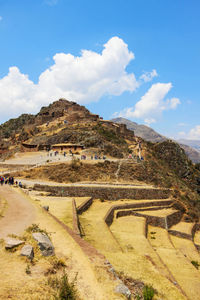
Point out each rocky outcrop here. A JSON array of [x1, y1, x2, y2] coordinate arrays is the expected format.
[[32, 232, 54, 256], [115, 282, 131, 299]]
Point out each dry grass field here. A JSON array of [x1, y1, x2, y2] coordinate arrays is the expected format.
[[26, 190, 200, 299]]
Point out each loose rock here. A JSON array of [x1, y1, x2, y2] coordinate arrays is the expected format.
[[5, 238, 25, 250], [32, 232, 54, 256], [115, 283, 131, 299], [43, 206, 49, 211], [21, 244, 34, 260]]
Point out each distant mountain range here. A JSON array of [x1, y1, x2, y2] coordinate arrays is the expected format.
[[177, 139, 200, 152], [111, 117, 200, 163]]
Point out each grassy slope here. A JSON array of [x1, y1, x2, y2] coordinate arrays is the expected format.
[[13, 138, 200, 221]]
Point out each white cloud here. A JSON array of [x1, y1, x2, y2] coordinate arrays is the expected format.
[[166, 97, 180, 109], [115, 82, 180, 124], [0, 36, 139, 121], [180, 125, 200, 140], [140, 69, 158, 82]]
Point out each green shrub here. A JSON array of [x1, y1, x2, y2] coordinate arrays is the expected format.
[[143, 285, 155, 300], [191, 260, 200, 269]]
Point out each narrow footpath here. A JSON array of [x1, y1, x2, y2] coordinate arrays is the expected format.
[[0, 186, 36, 238]]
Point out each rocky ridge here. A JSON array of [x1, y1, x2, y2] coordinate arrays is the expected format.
[[112, 117, 200, 163]]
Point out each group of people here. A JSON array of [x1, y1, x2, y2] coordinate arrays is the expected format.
[[80, 155, 107, 160], [0, 176, 22, 187]]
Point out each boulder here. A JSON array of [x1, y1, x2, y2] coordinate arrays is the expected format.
[[21, 244, 34, 260], [115, 282, 131, 299], [5, 238, 25, 250], [32, 232, 54, 256]]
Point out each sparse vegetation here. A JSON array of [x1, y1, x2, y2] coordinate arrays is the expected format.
[[48, 273, 77, 300], [45, 257, 67, 276], [191, 260, 200, 269], [25, 264, 31, 275], [26, 223, 50, 237], [143, 285, 155, 300], [70, 158, 82, 170]]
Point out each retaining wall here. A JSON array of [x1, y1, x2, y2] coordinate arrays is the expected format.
[[192, 223, 200, 239], [104, 200, 173, 226], [168, 230, 192, 240], [77, 197, 93, 215], [72, 199, 81, 236], [33, 184, 170, 201], [116, 210, 183, 229]]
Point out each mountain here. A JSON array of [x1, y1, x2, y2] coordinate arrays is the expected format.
[[178, 139, 200, 152], [111, 117, 200, 163], [111, 117, 166, 142]]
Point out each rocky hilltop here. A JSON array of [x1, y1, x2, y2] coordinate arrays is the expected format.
[[0, 99, 134, 159]]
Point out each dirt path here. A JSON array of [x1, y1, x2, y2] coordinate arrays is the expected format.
[[18, 178, 155, 189], [0, 186, 36, 238]]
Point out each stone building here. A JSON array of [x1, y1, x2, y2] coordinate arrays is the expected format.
[[51, 143, 84, 153]]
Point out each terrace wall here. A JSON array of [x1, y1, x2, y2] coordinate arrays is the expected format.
[[104, 200, 173, 226], [33, 184, 171, 201]]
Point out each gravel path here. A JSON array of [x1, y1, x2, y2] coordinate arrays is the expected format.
[[0, 186, 36, 238]]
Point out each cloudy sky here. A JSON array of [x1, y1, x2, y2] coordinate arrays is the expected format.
[[0, 0, 199, 140]]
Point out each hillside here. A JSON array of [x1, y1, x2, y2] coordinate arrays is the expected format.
[[1, 99, 200, 299], [0, 98, 199, 218], [112, 117, 200, 163]]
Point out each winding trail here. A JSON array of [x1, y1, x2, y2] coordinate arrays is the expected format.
[[0, 186, 36, 238]]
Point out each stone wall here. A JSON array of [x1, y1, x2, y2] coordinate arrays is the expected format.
[[77, 197, 93, 215], [103, 200, 173, 226], [116, 210, 183, 229], [191, 223, 200, 239], [116, 210, 166, 228], [33, 184, 171, 201], [72, 199, 81, 236], [166, 211, 183, 228], [168, 230, 192, 240]]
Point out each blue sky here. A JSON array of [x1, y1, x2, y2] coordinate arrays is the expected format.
[[0, 0, 199, 140]]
